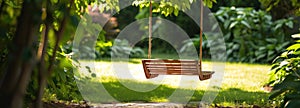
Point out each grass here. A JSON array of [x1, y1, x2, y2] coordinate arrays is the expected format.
[[75, 58, 275, 107]]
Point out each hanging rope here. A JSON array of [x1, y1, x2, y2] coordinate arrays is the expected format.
[[148, 0, 203, 63], [142, 0, 214, 81], [148, 0, 153, 59], [199, 0, 203, 72]]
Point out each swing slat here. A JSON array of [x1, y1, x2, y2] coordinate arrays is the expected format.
[[151, 71, 199, 75], [142, 59, 214, 80]]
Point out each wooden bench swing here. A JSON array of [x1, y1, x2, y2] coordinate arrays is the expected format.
[[142, 0, 214, 81]]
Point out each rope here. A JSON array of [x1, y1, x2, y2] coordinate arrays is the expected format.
[[199, 0, 203, 71], [148, 0, 152, 59], [147, 0, 203, 64]]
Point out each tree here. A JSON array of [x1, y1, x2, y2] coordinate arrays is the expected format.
[[0, 0, 43, 107], [0, 0, 89, 107]]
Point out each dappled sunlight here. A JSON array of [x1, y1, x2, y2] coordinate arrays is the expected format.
[[76, 60, 270, 93], [77, 60, 215, 90], [75, 60, 271, 106], [222, 63, 270, 91]]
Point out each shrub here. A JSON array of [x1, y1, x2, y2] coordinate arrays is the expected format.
[[207, 7, 293, 63], [267, 35, 300, 107], [216, 7, 295, 63], [110, 39, 145, 58]]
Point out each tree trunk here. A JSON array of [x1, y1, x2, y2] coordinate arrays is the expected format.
[[0, 0, 42, 107], [35, 1, 73, 107], [35, 23, 50, 108]]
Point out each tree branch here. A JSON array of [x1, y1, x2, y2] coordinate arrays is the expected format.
[[47, 0, 73, 74], [35, 21, 50, 108]]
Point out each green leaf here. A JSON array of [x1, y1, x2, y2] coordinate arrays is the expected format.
[[211, 23, 218, 31], [266, 38, 277, 43], [241, 21, 251, 28], [256, 54, 265, 60], [285, 100, 300, 108], [223, 20, 231, 29], [273, 75, 300, 91], [217, 16, 225, 22], [91, 73, 96, 77], [274, 23, 282, 30], [287, 44, 300, 50], [285, 21, 294, 28], [229, 21, 238, 29], [269, 89, 287, 100], [173, 9, 179, 16], [271, 64, 280, 70], [292, 34, 300, 39], [58, 71, 67, 82]]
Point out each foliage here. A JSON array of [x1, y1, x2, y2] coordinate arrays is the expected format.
[[114, 6, 139, 30], [0, 0, 21, 77], [27, 44, 83, 102], [259, 0, 300, 15], [213, 7, 294, 63], [74, 15, 145, 59], [259, 0, 300, 19], [24, 0, 92, 104], [133, 0, 216, 17], [267, 37, 300, 107], [95, 39, 145, 58], [180, 7, 294, 63], [92, 0, 120, 12], [111, 39, 145, 58], [95, 41, 113, 58], [48, 47, 83, 101], [133, 4, 203, 55], [180, 34, 211, 58], [115, 0, 219, 56], [38, 0, 86, 102], [211, 0, 261, 12], [0, 0, 101, 107]]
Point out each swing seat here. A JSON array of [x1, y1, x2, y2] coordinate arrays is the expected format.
[[142, 59, 214, 81]]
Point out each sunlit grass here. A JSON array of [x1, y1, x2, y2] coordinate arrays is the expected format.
[[75, 59, 273, 107]]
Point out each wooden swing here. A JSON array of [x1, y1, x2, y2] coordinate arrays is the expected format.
[[142, 0, 214, 81]]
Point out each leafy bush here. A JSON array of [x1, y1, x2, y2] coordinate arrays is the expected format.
[[180, 7, 294, 63], [94, 39, 145, 58], [213, 7, 294, 63], [47, 48, 83, 101], [73, 15, 145, 59], [267, 36, 300, 107], [180, 34, 211, 58], [110, 39, 145, 58], [26, 43, 83, 102], [211, 0, 261, 12]]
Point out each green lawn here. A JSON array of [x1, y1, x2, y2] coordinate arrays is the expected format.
[[75, 59, 275, 107]]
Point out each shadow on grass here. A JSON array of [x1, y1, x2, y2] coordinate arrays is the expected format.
[[76, 78, 270, 106]]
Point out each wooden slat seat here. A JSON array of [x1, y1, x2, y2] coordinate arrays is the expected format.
[[142, 59, 214, 80]]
